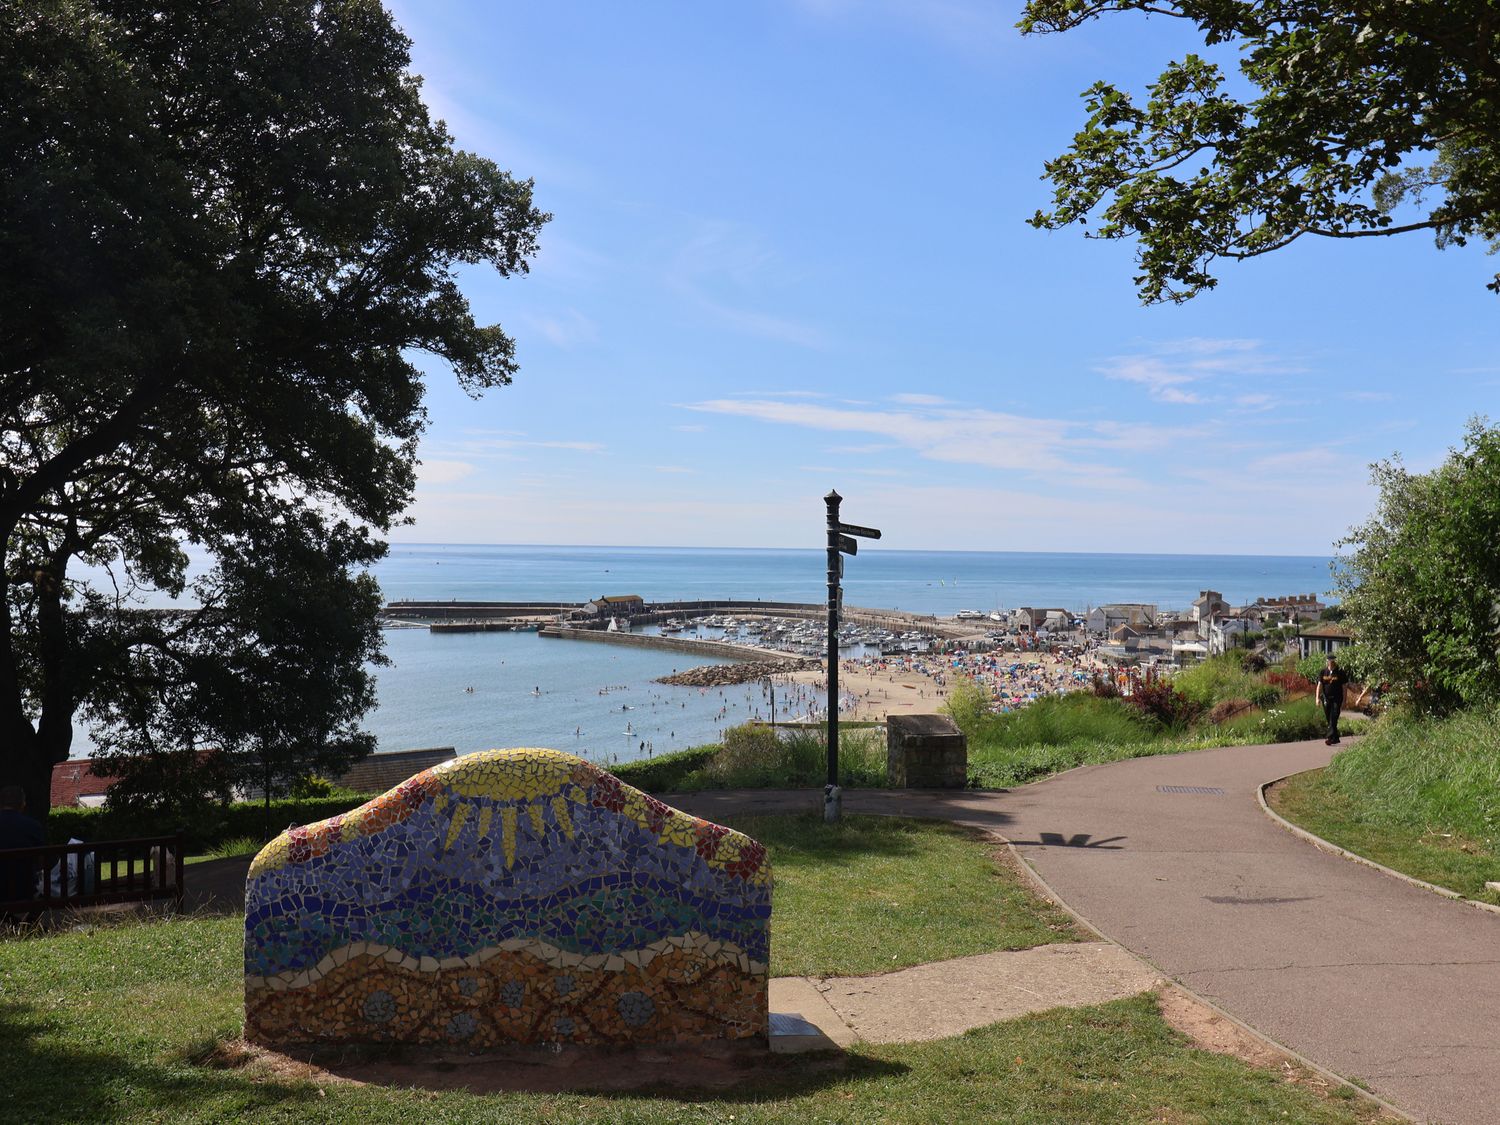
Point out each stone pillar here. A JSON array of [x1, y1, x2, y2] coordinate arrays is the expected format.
[[886, 714, 967, 789]]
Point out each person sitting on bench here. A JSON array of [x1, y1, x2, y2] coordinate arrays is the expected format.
[[0, 785, 45, 903]]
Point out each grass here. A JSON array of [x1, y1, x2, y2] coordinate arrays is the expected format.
[[0, 920, 1379, 1125], [956, 685, 1365, 790], [616, 727, 888, 793], [1268, 707, 1500, 904], [0, 813, 1381, 1123], [722, 814, 1083, 976]]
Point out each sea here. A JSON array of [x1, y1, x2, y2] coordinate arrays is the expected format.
[[73, 544, 1338, 764]]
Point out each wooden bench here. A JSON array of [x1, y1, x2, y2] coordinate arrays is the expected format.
[[0, 834, 185, 919]]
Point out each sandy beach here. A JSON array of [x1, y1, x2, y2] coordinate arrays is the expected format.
[[777, 649, 1102, 722]]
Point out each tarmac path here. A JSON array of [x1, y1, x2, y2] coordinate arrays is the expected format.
[[676, 739, 1500, 1125]]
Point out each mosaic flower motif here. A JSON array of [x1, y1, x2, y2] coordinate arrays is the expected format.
[[554, 974, 575, 997], [445, 1012, 478, 1040], [363, 990, 396, 1024], [457, 976, 480, 997], [553, 1016, 576, 1038], [499, 979, 526, 1008], [616, 991, 656, 1028]]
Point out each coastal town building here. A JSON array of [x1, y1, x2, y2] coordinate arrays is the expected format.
[[1207, 617, 1254, 656], [582, 594, 647, 617], [1255, 593, 1324, 620], [1190, 590, 1230, 623], [1084, 603, 1157, 635], [1297, 622, 1355, 658]]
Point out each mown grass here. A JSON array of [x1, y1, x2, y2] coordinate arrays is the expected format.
[[725, 814, 1083, 976], [1269, 708, 1500, 903], [0, 921, 1379, 1125]]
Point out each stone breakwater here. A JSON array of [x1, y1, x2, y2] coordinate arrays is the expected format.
[[244, 748, 770, 1048], [655, 659, 816, 688]]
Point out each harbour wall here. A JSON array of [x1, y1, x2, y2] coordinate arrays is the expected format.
[[537, 627, 793, 664]]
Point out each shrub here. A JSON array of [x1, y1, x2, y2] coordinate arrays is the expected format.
[[1207, 698, 1254, 725], [1127, 678, 1199, 728], [1248, 683, 1284, 708], [611, 744, 720, 792], [45, 794, 376, 851], [1171, 652, 1258, 709]]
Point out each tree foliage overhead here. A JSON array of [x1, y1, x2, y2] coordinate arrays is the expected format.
[[0, 0, 548, 816], [1334, 419, 1500, 715], [1021, 1, 1500, 302]]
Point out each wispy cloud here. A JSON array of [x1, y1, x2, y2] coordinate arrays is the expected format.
[[1097, 338, 1305, 404], [680, 396, 1181, 488], [1346, 390, 1394, 403], [673, 424, 707, 432], [524, 308, 599, 350], [667, 222, 829, 349], [797, 465, 905, 477], [416, 459, 477, 486], [890, 393, 950, 405]]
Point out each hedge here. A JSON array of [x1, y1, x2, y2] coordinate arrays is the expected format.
[[610, 744, 720, 793], [46, 794, 376, 852]]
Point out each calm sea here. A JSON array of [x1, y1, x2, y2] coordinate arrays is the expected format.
[[73, 544, 1336, 763]]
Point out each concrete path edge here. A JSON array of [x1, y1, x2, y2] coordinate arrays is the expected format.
[[1002, 837, 1416, 1123], [1256, 774, 1500, 919]]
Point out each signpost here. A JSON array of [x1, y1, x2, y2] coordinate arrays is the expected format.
[[824, 490, 881, 823]]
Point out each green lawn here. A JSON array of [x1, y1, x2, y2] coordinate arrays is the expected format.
[[1270, 768, 1500, 905], [0, 813, 1380, 1123], [724, 814, 1083, 976]]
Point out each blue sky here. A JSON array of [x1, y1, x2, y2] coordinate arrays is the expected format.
[[385, 1, 1500, 555]]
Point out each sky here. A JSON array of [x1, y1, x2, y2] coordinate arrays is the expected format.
[[383, 1, 1500, 556]]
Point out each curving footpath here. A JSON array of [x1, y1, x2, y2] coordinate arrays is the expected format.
[[675, 739, 1500, 1125]]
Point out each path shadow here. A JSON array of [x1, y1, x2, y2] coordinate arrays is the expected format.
[[1008, 832, 1127, 850]]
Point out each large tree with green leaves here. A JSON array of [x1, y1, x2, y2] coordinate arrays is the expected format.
[[1334, 419, 1500, 714], [1021, 0, 1500, 302], [1, 0, 547, 820]]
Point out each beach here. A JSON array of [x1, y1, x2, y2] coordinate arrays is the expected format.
[[778, 649, 1103, 722]]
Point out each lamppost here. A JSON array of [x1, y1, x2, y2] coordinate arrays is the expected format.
[[823, 490, 880, 823]]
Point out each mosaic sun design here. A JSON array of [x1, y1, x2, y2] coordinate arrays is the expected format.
[[244, 748, 771, 1047]]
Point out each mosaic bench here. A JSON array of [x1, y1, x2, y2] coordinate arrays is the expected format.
[[244, 748, 770, 1048]]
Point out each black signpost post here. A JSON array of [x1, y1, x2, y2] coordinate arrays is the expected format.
[[823, 490, 880, 823]]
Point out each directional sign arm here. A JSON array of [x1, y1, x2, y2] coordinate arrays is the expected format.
[[838, 535, 858, 556], [835, 522, 881, 540]]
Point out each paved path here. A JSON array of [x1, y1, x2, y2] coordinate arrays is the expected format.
[[676, 740, 1500, 1125], [770, 942, 1161, 1049]]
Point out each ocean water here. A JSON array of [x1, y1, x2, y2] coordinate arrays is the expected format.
[[377, 543, 1335, 616], [73, 544, 1337, 764]]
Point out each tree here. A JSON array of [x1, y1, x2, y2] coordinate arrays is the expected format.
[[1334, 419, 1500, 713], [1, 0, 548, 820], [1020, 1, 1500, 302]]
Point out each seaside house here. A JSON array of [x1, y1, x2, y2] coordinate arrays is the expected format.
[[1297, 622, 1354, 658], [1084, 603, 1157, 635], [1207, 617, 1253, 656], [51, 760, 120, 808], [583, 594, 647, 618], [1190, 590, 1230, 623]]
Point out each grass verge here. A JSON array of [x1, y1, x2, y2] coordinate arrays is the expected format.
[[1265, 707, 1500, 905], [1270, 772, 1500, 906], [0, 922, 1379, 1125]]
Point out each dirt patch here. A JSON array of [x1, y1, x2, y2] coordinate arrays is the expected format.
[[1156, 986, 1289, 1070], [1155, 987, 1393, 1117], [218, 1037, 840, 1094]]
